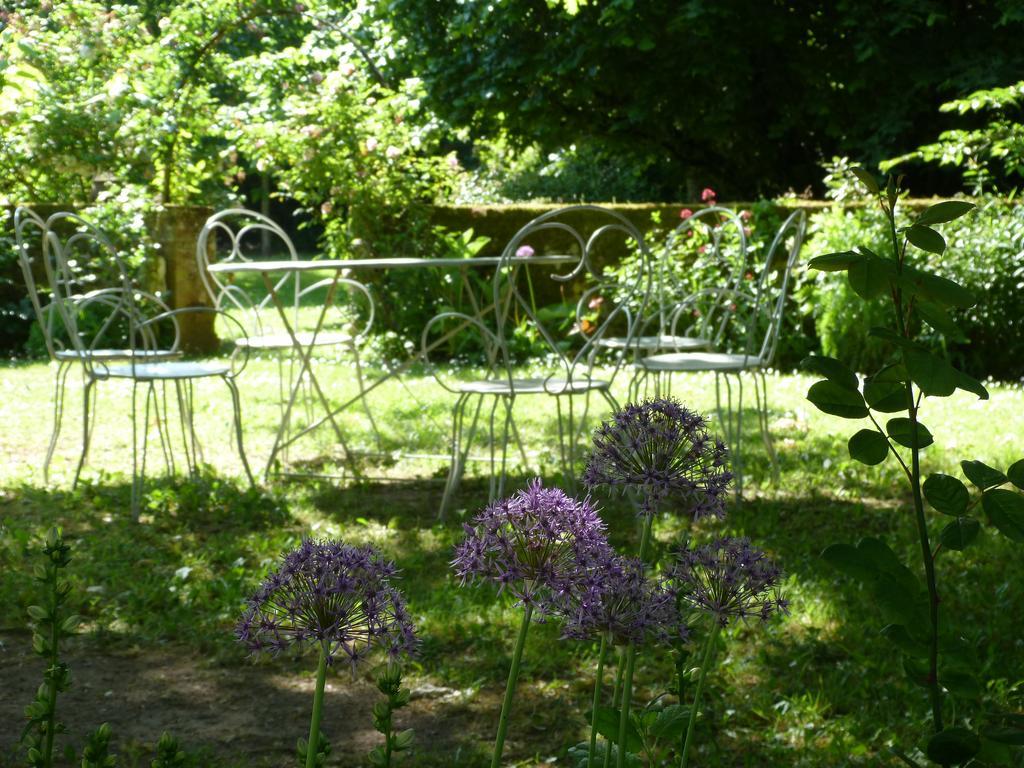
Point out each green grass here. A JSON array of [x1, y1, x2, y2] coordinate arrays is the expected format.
[[0, 355, 1022, 767]]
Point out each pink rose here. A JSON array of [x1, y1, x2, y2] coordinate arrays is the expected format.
[[679, 208, 693, 220], [588, 296, 604, 310], [385, 145, 401, 159], [321, 202, 333, 216], [740, 209, 752, 222], [701, 188, 717, 203], [516, 245, 534, 258], [364, 137, 378, 152]]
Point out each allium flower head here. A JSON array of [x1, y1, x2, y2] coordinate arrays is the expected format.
[[236, 539, 417, 670], [583, 398, 732, 518], [558, 554, 687, 646], [669, 537, 788, 627], [452, 479, 609, 609]]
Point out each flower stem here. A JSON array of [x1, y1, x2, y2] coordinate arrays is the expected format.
[[604, 646, 626, 768], [491, 603, 533, 768], [680, 622, 720, 768], [588, 634, 608, 768], [305, 644, 329, 768], [638, 513, 653, 563], [42, 570, 59, 768], [616, 642, 638, 768]]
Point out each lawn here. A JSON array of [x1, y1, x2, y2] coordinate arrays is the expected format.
[[1, 354, 1022, 767]]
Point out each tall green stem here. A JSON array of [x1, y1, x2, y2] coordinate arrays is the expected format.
[[41, 572, 58, 768], [604, 647, 626, 768], [615, 514, 655, 768], [679, 623, 720, 768], [887, 207, 943, 733], [588, 634, 608, 768], [491, 603, 533, 768], [305, 644, 329, 768]]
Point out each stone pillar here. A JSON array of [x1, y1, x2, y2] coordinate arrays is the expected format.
[[150, 205, 217, 354]]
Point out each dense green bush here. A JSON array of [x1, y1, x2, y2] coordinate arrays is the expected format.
[[801, 197, 1024, 380]]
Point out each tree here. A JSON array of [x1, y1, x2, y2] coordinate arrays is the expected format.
[[384, 0, 1024, 198]]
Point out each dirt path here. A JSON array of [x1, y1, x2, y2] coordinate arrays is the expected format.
[[0, 631, 550, 767]]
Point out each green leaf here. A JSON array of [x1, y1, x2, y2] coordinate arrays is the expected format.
[[923, 474, 969, 516], [590, 706, 643, 753], [848, 429, 889, 465], [954, 368, 989, 400], [880, 624, 928, 657], [905, 224, 946, 254], [942, 669, 983, 698], [1008, 459, 1024, 490], [393, 729, 415, 750], [982, 725, 1024, 746], [886, 417, 934, 448], [927, 728, 981, 765], [649, 704, 689, 739], [902, 268, 976, 309], [807, 251, 867, 272], [800, 355, 858, 391], [903, 655, 931, 688], [851, 167, 880, 194], [915, 201, 975, 226], [939, 517, 980, 551], [864, 379, 907, 412], [847, 256, 896, 300], [806, 380, 869, 419], [916, 301, 965, 340], [982, 489, 1024, 541], [961, 460, 1007, 490], [903, 347, 957, 397], [821, 543, 876, 581], [26, 604, 48, 621]]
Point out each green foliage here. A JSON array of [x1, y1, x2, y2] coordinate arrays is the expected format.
[[884, 82, 1024, 194], [21, 526, 76, 768], [367, 663, 414, 767], [802, 195, 1024, 380], [151, 732, 187, 768], [385, 0, 1024, 197], [80, 723, 117, 768], [805, 169, 1024, 762]]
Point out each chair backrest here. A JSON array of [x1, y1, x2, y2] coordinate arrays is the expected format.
[[196, 209, 300, 339], [13, 206, 60, 359], [666, 209, 805, 367], [653, 206, 750, 335], [493, 205, 652, 391], [24, 210, 176, 374], [754, 209, 807, 364]]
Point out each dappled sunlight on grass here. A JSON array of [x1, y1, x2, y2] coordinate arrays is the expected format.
[[2, 359, 1023, 765]]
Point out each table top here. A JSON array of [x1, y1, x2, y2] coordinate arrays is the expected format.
[[207, 254, 576, 274]]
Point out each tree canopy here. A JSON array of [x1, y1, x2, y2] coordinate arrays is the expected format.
[[385, 0, 1024, 198]]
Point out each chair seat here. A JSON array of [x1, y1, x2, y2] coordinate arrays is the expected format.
[[595, 334, 711, 352], [56, 348, 180, 362], [456, 377, 610, 395], [637, 351, 766, 373], [236, 330, 355, 350], [102, 361, 231, 380]]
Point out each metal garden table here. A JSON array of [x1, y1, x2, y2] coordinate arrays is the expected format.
[[206, 254, 573, 476]]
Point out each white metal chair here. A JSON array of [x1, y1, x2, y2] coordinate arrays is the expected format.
[[197, 209, 380, 470], [13, 206, 181, 484], [631, 210, 807, 495], [37, 210, 254, 517], [597, 206, 750, 359], [424, 205, 652, 518]]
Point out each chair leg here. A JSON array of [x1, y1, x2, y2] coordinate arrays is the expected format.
[[226, 376, 255, 488], [439, 393, 479, 521], [486, 396, 502, 501], [497, 394, 514, 498], [174, 380, 196, 477], [158, 381, 176, 477], [44, 360, 72, 484], [756, 370, 779, 484], [734, 373, 745, 500], [73, 376, 96, 489], [352, 344, 383, 453]]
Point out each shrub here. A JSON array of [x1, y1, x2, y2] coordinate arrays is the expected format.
[[802, 196, 1024, 380]]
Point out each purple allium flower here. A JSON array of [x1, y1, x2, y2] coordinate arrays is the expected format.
[[451, 479, 610, 610], [557, 554, 687, 646], [236, 539, 417, 670], [668, 537, 788, 627], [583, 398, 733, 518], [515, 244, 534, 258]]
